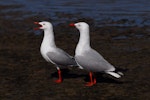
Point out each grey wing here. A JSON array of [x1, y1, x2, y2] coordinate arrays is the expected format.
[[46, 48, 76, 66], [75, 49, 115, 72]]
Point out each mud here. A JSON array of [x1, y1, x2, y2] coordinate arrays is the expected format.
[[0, 4, 150, 100]]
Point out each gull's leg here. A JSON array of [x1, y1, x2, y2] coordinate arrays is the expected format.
[[85, 72, 95, 86], [54, 66, 62, 83]]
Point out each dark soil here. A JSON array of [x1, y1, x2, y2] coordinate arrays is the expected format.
[[0, 5, 150, 100]]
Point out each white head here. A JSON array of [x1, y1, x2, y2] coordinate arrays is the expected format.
[[70, 22, 89, 32], [34, 21, 53, 30]]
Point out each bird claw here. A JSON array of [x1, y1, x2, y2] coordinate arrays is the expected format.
[[85, 82, 94, 86], [54, 79, 62, 83]]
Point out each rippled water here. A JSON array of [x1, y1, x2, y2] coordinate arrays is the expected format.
[[0, 0, 150, 26]]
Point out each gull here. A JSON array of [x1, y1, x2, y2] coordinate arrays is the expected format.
[[70, 22, 123, 86], [34, 21, 76, 83]]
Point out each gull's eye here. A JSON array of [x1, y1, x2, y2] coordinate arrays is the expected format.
[[43, 23, 45, 25]]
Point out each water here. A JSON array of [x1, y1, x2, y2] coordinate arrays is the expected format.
[[0, 0, 150, 26]]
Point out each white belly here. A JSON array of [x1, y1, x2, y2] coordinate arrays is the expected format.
[[40, 46, 55, 64]]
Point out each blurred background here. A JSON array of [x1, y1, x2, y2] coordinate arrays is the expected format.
[[0, 0, 150, 26]]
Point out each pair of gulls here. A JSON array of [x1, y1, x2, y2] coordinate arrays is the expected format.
[[34, 21, 123, 86]]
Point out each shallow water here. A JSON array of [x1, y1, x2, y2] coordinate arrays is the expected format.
[[0, 0, 150, 26]]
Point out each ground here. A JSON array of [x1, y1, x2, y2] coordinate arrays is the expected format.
[[0, 5, 150, 100]]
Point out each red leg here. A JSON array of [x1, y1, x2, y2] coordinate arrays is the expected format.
[[85, 72, 94, 86], [93, 77, 96, 85], [54, 69, 62, 83]]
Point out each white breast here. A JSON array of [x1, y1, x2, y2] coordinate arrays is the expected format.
[[75, 44, 91, 56], [40, 44, 55, 64]]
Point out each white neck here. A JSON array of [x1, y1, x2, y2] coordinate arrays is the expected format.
[[41, 28, 56, 49], [76, 27, 91, 55]]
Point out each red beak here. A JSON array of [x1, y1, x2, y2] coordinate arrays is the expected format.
[[34, 22, 42, 30], [69, 23, 75, 27]]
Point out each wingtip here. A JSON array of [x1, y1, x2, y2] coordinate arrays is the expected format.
[[106, 71, 121, 78]]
